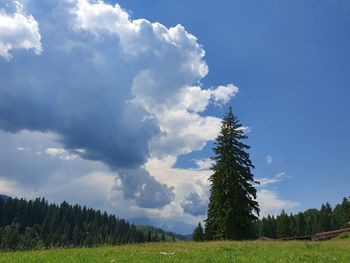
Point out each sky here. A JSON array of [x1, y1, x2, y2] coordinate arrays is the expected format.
[[0, 0, 349, 234]]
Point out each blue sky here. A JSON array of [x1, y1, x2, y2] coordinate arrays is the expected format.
[[117, 0, 350, 209], [0, 0, 349, 234]]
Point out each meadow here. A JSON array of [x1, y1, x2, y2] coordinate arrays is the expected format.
[[0, 239, 349, 263]]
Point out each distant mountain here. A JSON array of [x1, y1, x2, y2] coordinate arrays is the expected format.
[[136, 225, 189, 241], [0, 194, 10, 200], [129, 216, 195, 236], [184, 234, 193, 240]]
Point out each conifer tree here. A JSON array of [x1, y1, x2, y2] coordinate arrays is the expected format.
[[296, 212, 306, 236], [276, 210, 291, 238], [320, 203, 332, 231], [205, 108, 259, 240], [72, 225, 82, 246], [192, 223, 204, 241]]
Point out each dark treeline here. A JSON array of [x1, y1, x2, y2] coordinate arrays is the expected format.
[[0, 197, 173, 250], [192, 196, 350, 241], [256, 197, 350, 238]]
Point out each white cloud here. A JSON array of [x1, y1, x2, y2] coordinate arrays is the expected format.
[[144, 156, 210, 223], [254, 172, 299, 216], [0, 129, 300, 229], [0, 0, 300, 229], [71, 0, 207, 79], [70, 0, 237, 159], [145, 156, 299, 220], [236, 126, 251, 134], [42, 171, 115, 209], [0, 1, 42, 60], [178, 85, 238, 113], [257, 189, 300, 217], [257, 172, 288, 187], [149, 110, 223, 157], [210, 85, 239, 106], [0, 177, 30, 198], [2, 0, 233, 209], [45, 147, 79, 160], [0, 130, 108, 187], [194, 158, 214, 171], [16, 147, 27, 151], [0, 129, 118, 211], [266, 154, 273, 165]]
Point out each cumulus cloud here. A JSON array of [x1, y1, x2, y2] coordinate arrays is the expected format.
[[0, 0, 237, 209], [144, 84, 238, 157], [44, 171, 116, 209], [0, 129, 130, 213], [181, 192, 208, 216], [194, 158, 214, 171], [0, 129, 299, 230], [177, 85, 238, 113], [0, 130, 107, 186], [146, 156, 299, 219], [257, 189, 300, 216], [149, 110, 223, 157], [0, 1, 42, 60], [114, 167, 175, 209], [0, 0, 301, 231]]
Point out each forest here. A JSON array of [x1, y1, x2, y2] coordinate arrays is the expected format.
[[191, 196, 350, 241], [256, 197, 350, 239], [1, 194, 349, 250], [0, 196, 177, 250]]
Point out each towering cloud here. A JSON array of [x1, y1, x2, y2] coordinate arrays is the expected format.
[[0, 0, 237, 209], [0, 1, 42, 60]]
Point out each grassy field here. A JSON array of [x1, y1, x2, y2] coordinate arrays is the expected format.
[[0, 239, 349, 263]]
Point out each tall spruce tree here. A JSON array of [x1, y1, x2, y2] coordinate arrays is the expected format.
[[205, 108, 259, 240]]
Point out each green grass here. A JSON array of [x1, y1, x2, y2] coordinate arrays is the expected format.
[[0, 239, 349, 263]]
